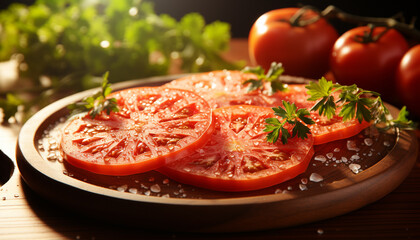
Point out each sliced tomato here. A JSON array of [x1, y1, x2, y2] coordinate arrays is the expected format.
[[158, 105, 314, 192], [167, 71, 370, 145], [309, 113, 371, 145], [61, 87, 214, 176], [164, 70, 285, 108], [273, 85, 371, 145]]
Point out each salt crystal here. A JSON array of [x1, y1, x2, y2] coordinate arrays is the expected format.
[[347, 140, 360, 151], [128, 188, 138, 194], [274, 189, 282, 194], [301, 178, 308, 184], [117, 185, 128, 192], [317, 229, 324, 235], [333, 148, 340, 152], [349, 163, 361, 174], [150, 184, 161, 193], [350, 154, 360, 161], [314, 155, 327, 162], [341, 157, 348, 163], [383, 141, 391, 147], [299, 184, 308, 191], [364, 138, 373, 146], [326, 152, 333, 159], [309, 173, 324, 182]]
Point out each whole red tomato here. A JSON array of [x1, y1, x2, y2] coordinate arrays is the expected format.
[[249, 8, 338, 79], [330, 26, 409, 100], [396, 44, 420, 117]]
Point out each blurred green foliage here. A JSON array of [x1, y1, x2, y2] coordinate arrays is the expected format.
[[0, 0, 240, 123]]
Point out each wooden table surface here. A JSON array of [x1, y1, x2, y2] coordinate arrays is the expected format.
[[1, 39, 420, 240]]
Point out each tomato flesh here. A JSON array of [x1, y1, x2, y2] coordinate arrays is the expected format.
[[167, 71, 370, 145], [164, 70, 285, 109], [61, 87, 214, 176], [158, 105, 315, 192]]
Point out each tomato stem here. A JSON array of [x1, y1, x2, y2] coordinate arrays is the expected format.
[[321, 5, 420, 41], [289, 6, 322, 27], [352, 24, 390, 43]]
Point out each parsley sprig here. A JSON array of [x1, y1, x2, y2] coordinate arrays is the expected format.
[[242, 62, 287, 95], [306, 77, 417, 130], [264, 101, 314, 144], [68, 72, 119, 119]]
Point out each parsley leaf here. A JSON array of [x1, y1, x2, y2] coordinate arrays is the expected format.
[[242, 62, 287, 95], [305, 77, 337, 119], [68, 72, 119, 119], [264, 101, 314, 144], [306, 78, 417, 131]]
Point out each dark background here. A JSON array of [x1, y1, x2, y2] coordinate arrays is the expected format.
[[1, 0, 419, 38]]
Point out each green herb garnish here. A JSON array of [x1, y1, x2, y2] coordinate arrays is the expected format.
[[242, 62, 287, 94], [306, 77, 416, 130], [68, 72, 119, 119], [264, 101, 314, 144]]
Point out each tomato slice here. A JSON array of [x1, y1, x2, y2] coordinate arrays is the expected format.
[[164, 70, 284, 108], [158, 105, 314, 192], [61, 87, 214, 176], [167, 71, 370, 145], [272, 84, 371, 145]]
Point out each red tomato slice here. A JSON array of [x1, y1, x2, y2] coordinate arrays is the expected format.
[[309, 114, 371, 145], [273, 85, 371, 145], [167, 71, 370, 145], [61, 87, 214, 176], [164, 70, 284, 108], [158, 105, 315, 192]]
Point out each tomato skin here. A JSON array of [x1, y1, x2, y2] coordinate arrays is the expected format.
[[61, 87, 215, 176], [396, 44, 420, 117], [330, 26, 409, 99], [249, 8, 338, 79], [158, 105, 314, 192]]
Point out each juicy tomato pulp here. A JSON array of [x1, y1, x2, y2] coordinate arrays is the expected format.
[[158, 105, 315, 192], [61, 87, 214, 176], [166, 71, 370, 145], [164, 70, 285, 109]]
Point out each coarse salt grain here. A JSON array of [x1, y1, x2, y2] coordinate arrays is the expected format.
[[349, 163, 361, 174], [314, 155, 327, 162], [309, 173, 324, 182]]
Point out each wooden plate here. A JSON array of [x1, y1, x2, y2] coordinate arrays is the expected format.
[[16, 75, 418, 232]]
